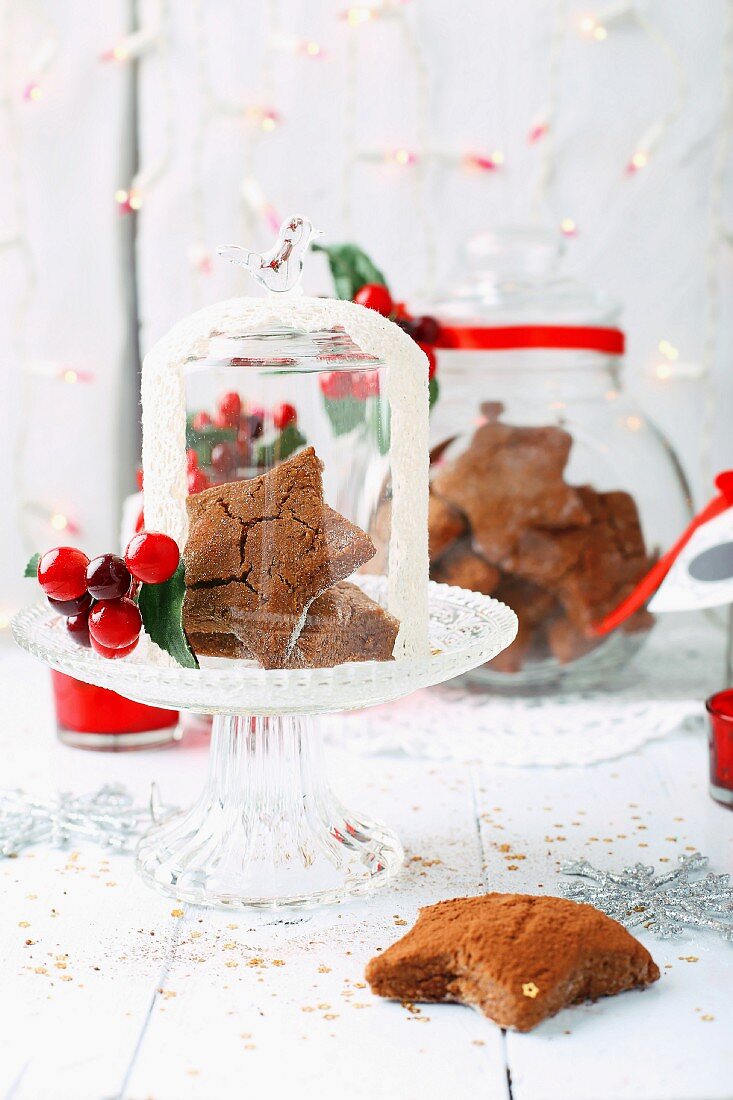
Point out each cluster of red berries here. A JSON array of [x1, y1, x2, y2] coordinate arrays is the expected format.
[[134, 393, 300, 514], [37, 532, 180, 659], [353, 283, 440, 381], [319, 369, 381, 401], [189, 393, 298, 488]]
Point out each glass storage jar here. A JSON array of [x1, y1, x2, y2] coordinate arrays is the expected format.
[[424, 227, 691, 691]]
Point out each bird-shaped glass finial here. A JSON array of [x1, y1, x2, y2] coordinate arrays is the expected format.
[[218, 216, 319, 293]]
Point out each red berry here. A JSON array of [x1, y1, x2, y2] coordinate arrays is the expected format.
[[135, 509, 145, 533], [90, 635, 139, 660], [48, 592, 93, 617], [319, 371, 353, 399], [354, 283, 393, 317], [66, 612, 91, 647], [414, 315, 441, 344], [237, 434, 252, 468], [192, 411, 213, 432], [88, 598, 142, 650], [37, 547, 90, 602], [239, 413, 264, 441], [211, 442, 239, 477], [136, 467, 144, 491], [188, 467, 210, 494], [86, 554, 131, 600], [125, 531, 180, 584], [396, 317, 418, 340], [419, 344, 437, 381], [273, 402, 297, 430], [187, 449, 199, 471], [217, 391, 242, 428], [351, 371, 380, 400]]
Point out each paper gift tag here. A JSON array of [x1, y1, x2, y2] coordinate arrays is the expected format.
[[649, 507, 733, 612]]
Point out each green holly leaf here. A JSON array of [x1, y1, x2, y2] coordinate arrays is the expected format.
[[138, 561, 199, 670], [322, 395, 368, 437], [185, 418, 237, 466], [24, 552, 41, 578], [313, 243, 388, 301], [254, 423, 307, 467], [365, 395, 391, 456], [429, 376, 439, 411]]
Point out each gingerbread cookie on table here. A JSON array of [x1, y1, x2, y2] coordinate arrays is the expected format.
[[366, 893, 659, 1032]]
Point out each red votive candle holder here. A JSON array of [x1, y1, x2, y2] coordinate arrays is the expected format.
[[51, 671, 180, 751], [706, 689, 733, 808]]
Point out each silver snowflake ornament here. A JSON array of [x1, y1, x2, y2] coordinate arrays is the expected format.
[[0, 783, 173, 857], [560, 851, 733, 940]]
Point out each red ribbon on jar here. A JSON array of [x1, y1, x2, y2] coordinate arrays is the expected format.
[[434, 324, 626, 356]]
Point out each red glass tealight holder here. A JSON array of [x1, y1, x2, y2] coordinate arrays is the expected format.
[[706, 689, 733, 808], [51, 671, 179, 751]]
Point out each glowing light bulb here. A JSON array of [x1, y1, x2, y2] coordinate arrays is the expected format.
[[655, 363, 672, 380], [0, 609, 13, 631], [625, 415, 643, 432], [62, 369, 78, 384], [22, 81, 42, 102], [658, 340, 679, 360], [50, 512, 69, 531], [528, 118, 549, 144], [304, 40, 324, 57], [386, 148, 416, 167], [464, 151, 504, 172], [627, 150, 649, 174], [560, 217, 578, 237], [101, 43, 129, 62], [188, 244, 213, 275], [115, 187, 142, 213], [344, 6, 374, 26], [245, 106, 279, 132]]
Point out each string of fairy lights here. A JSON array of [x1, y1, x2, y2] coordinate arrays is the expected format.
[[1, 0, 732, 628]]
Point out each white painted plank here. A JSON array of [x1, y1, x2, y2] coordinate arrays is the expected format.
[[121, 754, 508, 1100], [473, 735, 733, 1100]]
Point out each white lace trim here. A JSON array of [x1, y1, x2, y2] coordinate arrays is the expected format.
[[141, 295, 429, 659], [322, 619, 719, 766]]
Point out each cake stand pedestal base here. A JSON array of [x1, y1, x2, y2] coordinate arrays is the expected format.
[[136, 713, 403, 909]]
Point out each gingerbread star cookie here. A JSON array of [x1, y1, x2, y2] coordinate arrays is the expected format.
[[366, 893, 659, 1032], [183, 447, 376, 669], [431, 422, 590, 562], [186, 581, 399, 668]]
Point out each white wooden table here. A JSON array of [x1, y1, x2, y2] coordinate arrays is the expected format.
[[0, 646, 731, 1100]]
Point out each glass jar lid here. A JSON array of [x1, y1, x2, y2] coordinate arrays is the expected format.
[[429, 227, 624, 354]]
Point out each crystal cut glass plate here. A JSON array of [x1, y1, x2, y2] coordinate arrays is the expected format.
[[13, 579, 516, 910], [13, 578, 517, 716]]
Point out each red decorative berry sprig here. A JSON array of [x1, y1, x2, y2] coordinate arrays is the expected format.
[[352, 282, 439, 386], [31, 532, 180, 661]]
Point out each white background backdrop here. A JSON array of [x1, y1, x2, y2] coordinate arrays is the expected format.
[[1, 0, 732, 614]]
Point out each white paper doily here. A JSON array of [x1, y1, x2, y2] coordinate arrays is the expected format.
[[323, 617, 723, 767]]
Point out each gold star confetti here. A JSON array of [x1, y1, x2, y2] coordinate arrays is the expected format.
[[522, 982, 540, 999]]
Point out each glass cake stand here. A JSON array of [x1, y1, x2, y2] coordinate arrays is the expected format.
[[13, 577, 517, 909]]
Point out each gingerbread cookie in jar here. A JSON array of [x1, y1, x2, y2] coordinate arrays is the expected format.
[[422, 227, 691, 690]]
